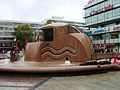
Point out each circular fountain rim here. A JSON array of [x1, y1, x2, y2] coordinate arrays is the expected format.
[[0, 62, 119, 73]]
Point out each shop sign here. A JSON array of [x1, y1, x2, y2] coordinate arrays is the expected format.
[[113, 26, 120, 30], [85, 31, 93, 35], [94, 29, 104, 34], [90, 4, 113, 15]]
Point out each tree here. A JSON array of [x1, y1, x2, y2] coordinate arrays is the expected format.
[[12, 24, 33, 49], [44, 19, 52, 25]]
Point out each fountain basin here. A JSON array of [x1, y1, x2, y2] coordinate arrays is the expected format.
[[0, 60, 119, 73]]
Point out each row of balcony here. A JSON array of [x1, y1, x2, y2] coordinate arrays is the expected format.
[[85, 15, 120, 26], [0, 40, 13, 43], [93, 38, 120, 44]]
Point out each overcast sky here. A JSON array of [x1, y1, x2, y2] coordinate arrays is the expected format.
[[0, 0, 88, 23]]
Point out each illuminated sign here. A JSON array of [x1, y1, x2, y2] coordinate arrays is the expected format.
[[113, 26, 120, 30], [90, 4, 113, 15]]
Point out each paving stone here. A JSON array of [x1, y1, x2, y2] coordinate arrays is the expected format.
[[36, 71, 120, 90]]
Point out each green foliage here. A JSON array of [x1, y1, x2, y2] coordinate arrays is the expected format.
[[44, 19, 52, 25], [12, 24, 33, 49]]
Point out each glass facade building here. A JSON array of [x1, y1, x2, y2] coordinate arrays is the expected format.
[[84, 0, 120, 53]]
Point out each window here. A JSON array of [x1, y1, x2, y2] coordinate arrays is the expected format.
[[0, 32, 3, 36], [105, 0, 113, 6], [104, 10, 113, 20], [113, 8, 120, 17], [107, 10, 113, 19], [113, 0, 120, 6], [85, 17, 92, 25], [105, 33, 111, 39], [91, 5, 98, 14], [85, 8, 92, 16], [111, 33, 119, 39], [5, 27, 13, 30], [4, 32, 11, 36], [93, 35, 103, 40], [98, 2, 104, 10], [85, 18, 87, 24], [91, 15, 97, 23], [104, 12, 108, 20], [98, 13, 104, 22], [0, 26, 4, 30]]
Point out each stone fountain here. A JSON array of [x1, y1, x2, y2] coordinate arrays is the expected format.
[[0, 23, 118, 73]]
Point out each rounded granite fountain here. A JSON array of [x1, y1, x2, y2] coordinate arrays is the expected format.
[[0, 23, 120, 73]]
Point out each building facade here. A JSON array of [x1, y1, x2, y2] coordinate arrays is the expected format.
[[0, 20, 41, 53], [84, 0, 120, 53]]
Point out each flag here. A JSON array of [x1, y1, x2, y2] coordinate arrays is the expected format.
[[104, 39, 106, 48], [15, 42, 19, 51], [113, 54, 119, 64]]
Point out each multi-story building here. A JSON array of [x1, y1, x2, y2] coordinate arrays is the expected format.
[[0, 20, 41, 53], [84, 0, 120, 53]]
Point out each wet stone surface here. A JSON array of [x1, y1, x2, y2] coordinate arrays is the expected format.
[[0, 73, 51, 90]]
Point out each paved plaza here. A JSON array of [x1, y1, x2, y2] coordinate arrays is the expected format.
[[36, 71, 120, 90], [0, 71, 120, 90]]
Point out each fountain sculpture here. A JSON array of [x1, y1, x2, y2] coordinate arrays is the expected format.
[[25, 23, 93, 62], [0, 23, 120, 73]]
